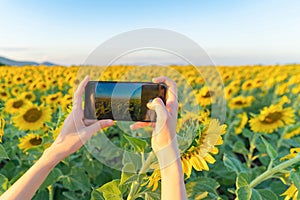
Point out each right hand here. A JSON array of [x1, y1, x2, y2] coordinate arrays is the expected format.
[[130, 76, 178, 153]]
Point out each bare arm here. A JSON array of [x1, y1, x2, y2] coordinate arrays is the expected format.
[[0, 76, 114, 200], [131, 76, 187, 200]]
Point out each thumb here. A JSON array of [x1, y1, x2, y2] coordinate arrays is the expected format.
[[147, 98, 168, 133], [81, 119, 114, 142]]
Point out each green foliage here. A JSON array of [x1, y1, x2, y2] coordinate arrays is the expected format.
[[185, 177, 220, 199], [0, 145, 8, 159]]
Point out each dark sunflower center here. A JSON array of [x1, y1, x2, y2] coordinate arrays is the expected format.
[[262, 112, 282, 124], [50, 96, 58, 101], [17, 77, 21, 81], [23, 108, 42, 122], [246, 83, 252, 87], [25, 94, 32, 99], [234, 100, 245, 105], [13, 100, 23, 108], [29, 137, 42, 145], [74, 79, 80, 85], [0, 92, 7, 96], [203, 91, 214, 98]]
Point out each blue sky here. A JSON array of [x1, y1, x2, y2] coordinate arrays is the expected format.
[[1, 0, 300, 65]]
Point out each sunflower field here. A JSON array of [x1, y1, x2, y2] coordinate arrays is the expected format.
[[0, 64, 300, 200]]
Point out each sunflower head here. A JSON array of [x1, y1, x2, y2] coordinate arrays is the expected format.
[[0, 90, 10, 101], [228, 96, 255, 109], [12, 104, 52, 131], [21, 91, 36, 102], [180, 118, 226, 178], [250, 104, 295, 133], [4, 97, 32, 114], [18, 133, 43, 152]]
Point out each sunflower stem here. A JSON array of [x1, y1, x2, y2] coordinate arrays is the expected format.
[[246, 133, 258, 168], [48, 184, 54, 200], [276, 127, 288, 150], [250, 154, 300, 188], [127, 152, 156, 200]]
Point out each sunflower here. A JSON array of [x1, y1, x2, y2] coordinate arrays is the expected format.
[[280, 148, 300, 161], [36, 81, 49, 91], [292, 85, 300, 95], [235, 112, 248, 134], [20, 91, 36, 102], [0, 83, 6, 90], [18, 133, 43, 151], [10, 86, 22, 97], [52, 124, 63, 141], [13, 75, 24, 85], [242, 80, 255, 91], [196, 86, 215, 107], [4, 77, 13, 87], [249, 104, 295, 133], [181, 119, 226, 178], [12, 104, 52, 131], [0, 90, 10, 101], [228, 96, 255, 109], [25, 77, 34, 85], [4, 97, 31, 114], [46, 92, 62, 105], [284, 126, 300, 139], [276, 83, 289, 96], [281, 184, 298, 200], [142, 168, 161, 191], [225, 84, 239, 100], [59, 94, 73, 112]]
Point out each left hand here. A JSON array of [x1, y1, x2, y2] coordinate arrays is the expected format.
[[45, 75, 114, 162]]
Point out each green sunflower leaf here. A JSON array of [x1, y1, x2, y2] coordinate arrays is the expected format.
[[0, 173, 10, 195], [123, 134, 147, 153], [97, 179, 122, 200], [261, 136, 277, 160], [0, 144, 8, 160]]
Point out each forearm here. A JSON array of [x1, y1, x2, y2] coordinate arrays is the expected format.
[[156, 142, 187, 200], [0, 149, 60, 200], [160, 159, 187, 200]]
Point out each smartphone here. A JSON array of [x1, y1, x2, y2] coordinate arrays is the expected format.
[[84, 81, 167, 122]]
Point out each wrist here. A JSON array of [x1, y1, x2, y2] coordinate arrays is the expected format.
[[154, 138, 181, 169], [41, 146, 62, 168]]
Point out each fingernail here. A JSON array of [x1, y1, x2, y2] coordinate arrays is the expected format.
[[108, 119, 114, 125]]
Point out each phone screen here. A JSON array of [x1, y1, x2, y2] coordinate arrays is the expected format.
[[84, 81, 166, 122]]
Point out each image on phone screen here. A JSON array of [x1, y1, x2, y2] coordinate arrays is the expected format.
[[84, 81, 166, 122]]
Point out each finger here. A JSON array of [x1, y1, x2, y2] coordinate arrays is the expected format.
[[73, 75, 90, 110], [147, 98, 168, 122], [130, 122, 152, 130], [152, 76, 178, 108], [83, 119, 98, 126], [81, 119, 114, 142]]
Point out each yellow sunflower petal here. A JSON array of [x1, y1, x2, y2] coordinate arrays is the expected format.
[[204, 153, 216, 164]]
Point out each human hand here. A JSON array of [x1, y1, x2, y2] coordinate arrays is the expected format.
[[44, 75, 114, 162], [130, 76, 178, 153]]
